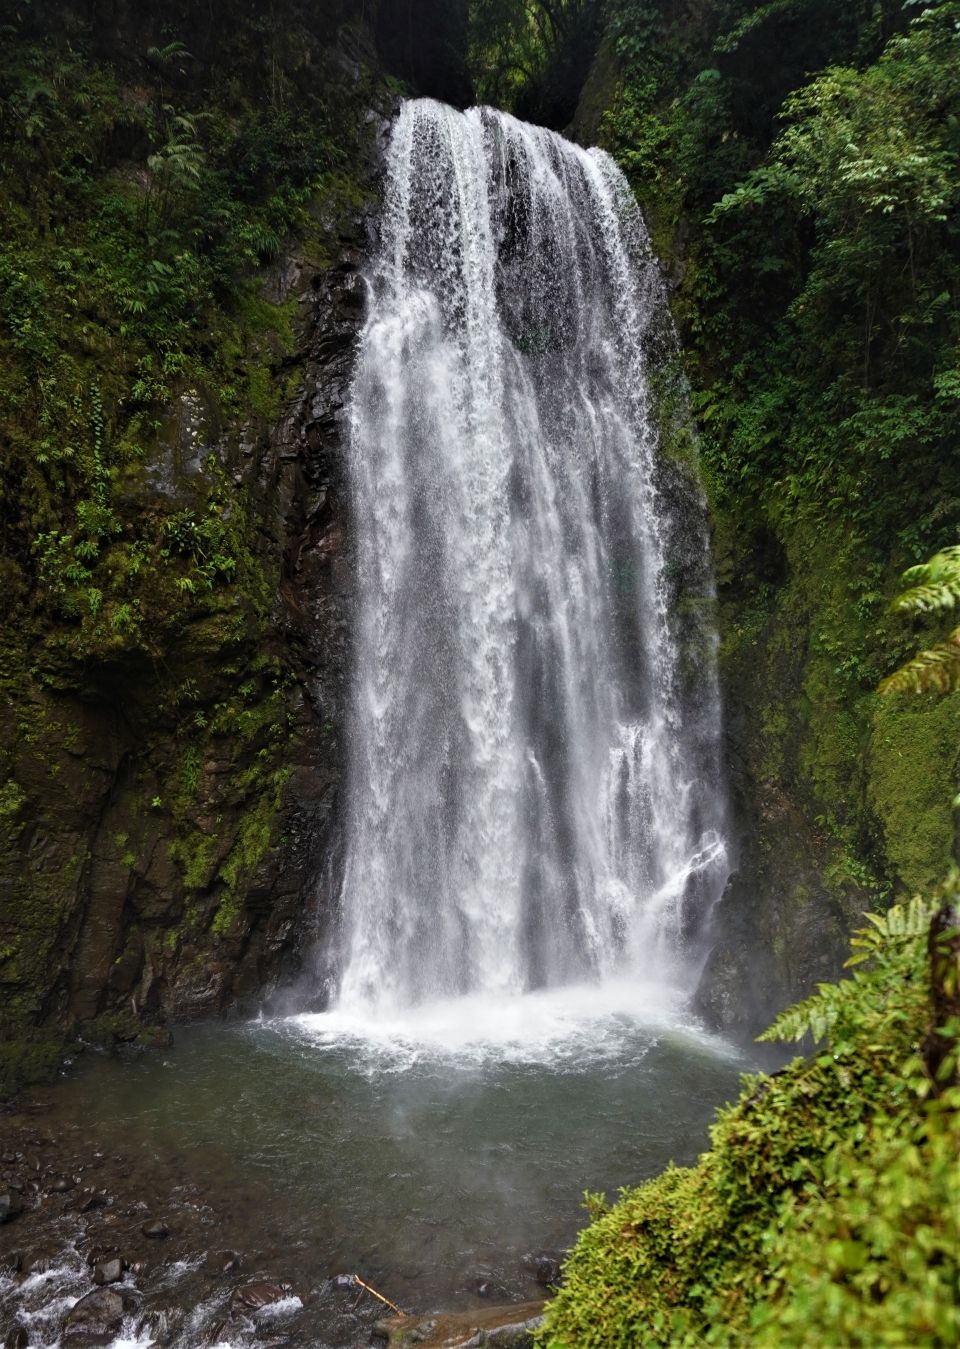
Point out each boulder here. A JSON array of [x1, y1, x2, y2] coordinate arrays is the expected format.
[[62, 1287, 139, 1345], [24, 1240, 67, 1274], [230, 1280, 292, 1310]]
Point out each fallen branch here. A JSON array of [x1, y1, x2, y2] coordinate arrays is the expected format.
[[349, 1273, 404, 1316]]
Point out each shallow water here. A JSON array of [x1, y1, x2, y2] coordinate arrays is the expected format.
[[1, 987, 752, 1346]]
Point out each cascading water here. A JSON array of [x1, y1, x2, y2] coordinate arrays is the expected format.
[[333, 98, 728, 1020]]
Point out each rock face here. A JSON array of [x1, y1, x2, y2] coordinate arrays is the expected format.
[[0, 16, 394, 1085]]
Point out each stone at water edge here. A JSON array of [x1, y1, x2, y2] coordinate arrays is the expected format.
[[141, 1218, 169, 1238], [0, 1189, 23, 1223], [5, 1326, 28, 1349], [62, 1286, 140, 1345], [23, 1240, 68, 1274]]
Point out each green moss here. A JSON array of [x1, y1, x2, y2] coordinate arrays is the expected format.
[[170, 830, 218, 890], [211, 766, 289, 936], [541, 893, 960, 1347], [868, 695, 960, 893], [0, 779, 27, 824]]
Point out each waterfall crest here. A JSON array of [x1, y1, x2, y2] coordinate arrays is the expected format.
[[334, 99, 728, 1016]]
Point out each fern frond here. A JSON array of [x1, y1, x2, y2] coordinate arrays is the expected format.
[[893, 546, 960, 614], [846, 895, 938, 963], [877, 627, 960, 695], [758, 981, 842, 1044], [900, 545, 960, 586], [891, 579, 960, 615], [760, 897, 937, 1042]]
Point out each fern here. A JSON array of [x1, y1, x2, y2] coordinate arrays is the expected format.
[[891, 546, 960, 615], [759, 895, 938, 1044], [880, 545, 960, 695], [845, 894, 939, 964]]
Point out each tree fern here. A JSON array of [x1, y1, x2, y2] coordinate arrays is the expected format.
[[880, 545, 960, 695]]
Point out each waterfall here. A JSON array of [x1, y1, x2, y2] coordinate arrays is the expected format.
[[333, 99, 728, 1018]]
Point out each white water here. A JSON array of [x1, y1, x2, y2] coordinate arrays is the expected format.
[[329, 99, 728, 1028]]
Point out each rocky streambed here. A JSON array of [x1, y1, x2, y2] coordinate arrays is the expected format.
[[0, 1005, 749, 1347], [0, 1078, 558, 1347]]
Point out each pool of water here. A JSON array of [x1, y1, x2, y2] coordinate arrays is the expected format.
[[1, 981, 753, 1346]]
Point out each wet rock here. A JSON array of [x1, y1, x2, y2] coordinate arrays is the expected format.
[[80, 1191, 109, 1212], [203, 1248, 241, 1276], [521, 1251, 562, 1287], [140, 1218, 169, 1238], [94, 1256, 124, 1285], [48, 1174, 75, 1193], [230, 1280, 292, 1309], [0, 1188, 23, 1223], [5, 1327, 28, 1349], [62, 1287, 139, 1345]]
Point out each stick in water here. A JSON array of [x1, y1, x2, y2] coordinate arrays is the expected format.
[[351, 1274, 404, 1316]]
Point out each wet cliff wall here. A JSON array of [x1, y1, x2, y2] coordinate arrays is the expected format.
[[0, 0, 401, 1090]]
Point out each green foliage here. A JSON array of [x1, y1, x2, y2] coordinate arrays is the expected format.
[[540, 887, 960, 1346], [881, 546, 960, 696], [0, 9, 370, 650]]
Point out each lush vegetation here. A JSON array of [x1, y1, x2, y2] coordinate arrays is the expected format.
[[0, 2, 361, 657], [882, 546, 960, 695], [540, 886, 960, 1346]]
